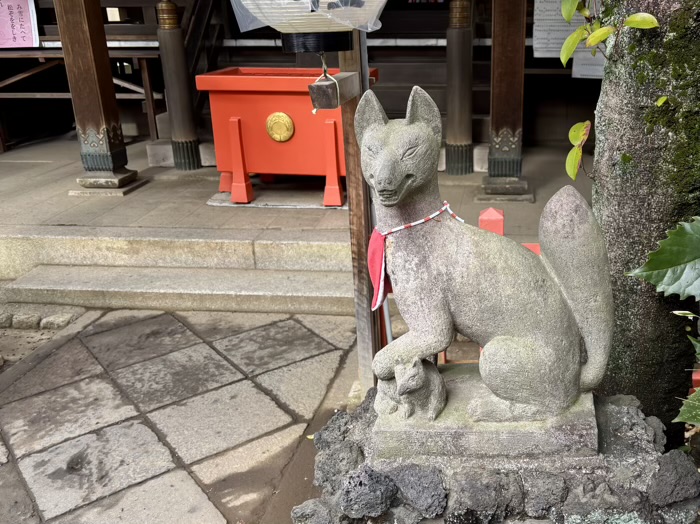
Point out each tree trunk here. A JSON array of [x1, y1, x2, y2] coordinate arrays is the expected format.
[[593, 0, 700, 445]]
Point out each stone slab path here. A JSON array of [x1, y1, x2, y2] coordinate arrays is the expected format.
[[0, 309, 357, 523]]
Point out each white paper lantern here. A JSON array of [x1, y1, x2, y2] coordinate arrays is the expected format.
[[231, 0, 387, 34]]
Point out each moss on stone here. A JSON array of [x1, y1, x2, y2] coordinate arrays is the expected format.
[[630, 0, 700, 216]]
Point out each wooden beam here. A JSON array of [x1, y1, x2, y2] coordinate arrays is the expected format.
[[0, 60, 63, 90], [339, 30, 382, 393], [488, 0, 526, 178], [0, 92, 162, 99], [54, 0, 136, 184], [308, 72, 361, 110], [139, 58, 159, 141]]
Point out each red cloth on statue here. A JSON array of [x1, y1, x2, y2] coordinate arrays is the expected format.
[[368, 228, 392, 311]]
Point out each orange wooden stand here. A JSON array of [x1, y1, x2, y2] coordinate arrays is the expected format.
[[196, 67, 378, 207]]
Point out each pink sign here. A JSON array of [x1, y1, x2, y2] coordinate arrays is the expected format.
[[0, 0, 39, 48]]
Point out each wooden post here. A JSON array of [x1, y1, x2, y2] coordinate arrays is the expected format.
[[339, 30, 382, 393], [481, 0, 532, 200], [53, 0, 137, 189], [445, 0, 474, 175], [157, 0, 201, 170]]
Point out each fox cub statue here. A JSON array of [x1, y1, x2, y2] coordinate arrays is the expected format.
[[357, 86, 614, 422]]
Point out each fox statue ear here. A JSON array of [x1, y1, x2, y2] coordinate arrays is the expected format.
[[405, 86, 442, 140], [355, 89, 388, 146]]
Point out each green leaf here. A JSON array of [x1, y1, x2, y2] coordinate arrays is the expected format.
[[578, 6, 591, 17], [628, 217, 700, 301], [566, 146, 583, 180], [586, 25, 616, 47], [674, 389, 700, 425], [561, 26, 587, 66], [656, 95, 668, 106], [561, 0, 578, 23], [592, 19, 601, 31], [624, 12, 660, 29], [568, 120, 591, 146], [673, 310, 700, 318], [621, 153, 632, 164], [689, 335, 700, 358]]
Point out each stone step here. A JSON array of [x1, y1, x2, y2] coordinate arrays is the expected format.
[[0, 225, 351, 280], [1, 265, 356, 315]]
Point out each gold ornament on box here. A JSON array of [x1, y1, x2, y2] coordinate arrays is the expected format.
[[266, 112, 295, 142]]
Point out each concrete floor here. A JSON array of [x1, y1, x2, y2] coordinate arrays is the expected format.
[[0, 134, 593, 243], [0, 308, 359, 523]]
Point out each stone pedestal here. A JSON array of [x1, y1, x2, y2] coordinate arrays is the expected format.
[[475, 175, 535, 203], [371, 365, 597, 463]]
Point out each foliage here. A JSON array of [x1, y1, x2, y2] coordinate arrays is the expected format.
[[565, 121, 590, 180], [628, 217, 700, 301], [558, 0, 659, 179], [631, 219, 700, 427], [675, 390, 700, 425]]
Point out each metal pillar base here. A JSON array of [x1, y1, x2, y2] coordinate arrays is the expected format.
[[446, 143, 474, 175], [488, 155, 522, 178], [80, 148, 128, 172], [172, 139, 202, 171]]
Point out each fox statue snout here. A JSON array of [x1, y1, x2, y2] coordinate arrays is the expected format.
[[355, 86, 614, 422]]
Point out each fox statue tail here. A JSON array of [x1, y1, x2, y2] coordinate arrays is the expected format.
[[538, 186, 614, 391]]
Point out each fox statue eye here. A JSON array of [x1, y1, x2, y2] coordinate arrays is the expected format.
[[401, 145, 420, 160]]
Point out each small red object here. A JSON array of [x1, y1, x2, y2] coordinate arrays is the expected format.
[[692, 369, 700, 389], [479, 208, 505, 236]]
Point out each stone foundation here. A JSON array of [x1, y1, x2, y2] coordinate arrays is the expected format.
[[292, 391, 700, 524]]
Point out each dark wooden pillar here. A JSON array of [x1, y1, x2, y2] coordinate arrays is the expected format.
[[157, 0, 201, 170], [445, 0, 474, 175], [340, 31, 382, 393], [482, 0, 532, 200], [54, 0, 137, 189]]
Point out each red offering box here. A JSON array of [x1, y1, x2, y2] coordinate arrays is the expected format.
[[196, 67, 378, 207]]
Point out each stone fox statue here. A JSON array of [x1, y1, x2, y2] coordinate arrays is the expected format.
[[356, 86, 614, 420]]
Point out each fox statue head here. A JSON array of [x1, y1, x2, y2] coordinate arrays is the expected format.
[[355, 86, 442, 208]]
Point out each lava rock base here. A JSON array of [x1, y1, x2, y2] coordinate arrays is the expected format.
[[292, 391, 700, 524]]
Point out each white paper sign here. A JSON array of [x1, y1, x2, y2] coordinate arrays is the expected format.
[[533, 0, 585, 59], [572, 51, 605, 79]]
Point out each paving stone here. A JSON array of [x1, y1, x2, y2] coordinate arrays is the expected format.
[[0, 338, 103, 406], [176, 311, 288, 342], [39, 314, 74, 330], [214, 320, 334, 376], [1, 303, 85, 322], [112, 343, 244, 411], [0, 312, 11, 328], [49, 469, 226, 524], [82, 314, 201, 371], [80, 309, 163, 337], [0, 438, 7, 464], [19, 420, 174, 519], [0, 377, 137, 457], [12, 314, 40, 330], [0, 329, 57, 364], [192, 424, 306, 523], [0, 462, 40, 524], [258, 352, 343, 419], [148, 381, 292, 463], [295, 314, 357, 349]]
